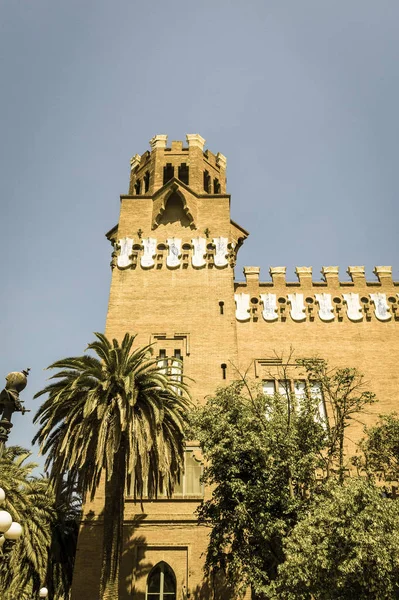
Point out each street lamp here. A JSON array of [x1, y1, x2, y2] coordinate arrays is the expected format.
[[0, 369, 30, 458], [0, 486, 23, 546], [0, 370, 27, 550], [39, 588, 48, 598]]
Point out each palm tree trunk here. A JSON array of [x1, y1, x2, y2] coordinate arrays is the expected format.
[[99, 440, 126, 600]]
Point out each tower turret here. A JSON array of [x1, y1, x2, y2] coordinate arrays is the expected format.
[[128, 133, 227, 197]]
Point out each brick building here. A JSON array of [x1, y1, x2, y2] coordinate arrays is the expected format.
[[71, 134, 399, 599]]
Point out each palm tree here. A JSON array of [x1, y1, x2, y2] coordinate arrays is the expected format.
[[0, 446, 54, 599], [33, 332, 191, 599], [46, 481, 81, 600]]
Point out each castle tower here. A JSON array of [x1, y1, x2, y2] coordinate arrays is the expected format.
[[72, 134, 249, 600], [106, 133, 248, 402]]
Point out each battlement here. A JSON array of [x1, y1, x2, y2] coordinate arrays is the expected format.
[[128, 134, 227, 196], [239, 265, 396, 287], [234, 265, 399, 323]]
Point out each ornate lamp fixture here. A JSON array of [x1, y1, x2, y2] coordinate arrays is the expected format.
[[0, 369, 30, 457], [0, 486, 23, 548]]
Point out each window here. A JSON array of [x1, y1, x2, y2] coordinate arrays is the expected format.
[[309, 381, 327, 422], [158, 349, 168, 372], [262, 380, 275, 396], [144, 170, 150, 192], [213, 177, 220, 193], [147, 562, 176, 600], [262, 379, 327, 423], [178, 163, 189, 185], [126, 448, 203, 499], [171, 349, 182, 387], [173, 449, 203, 497], [134, 179, 141, 194], [157, 349, 183, 395], [203, 170, 211, 192], [163, 163, 174, 184]]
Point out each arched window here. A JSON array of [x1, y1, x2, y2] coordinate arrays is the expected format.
[[157, 192, 191, 228], [146, 562, 176, 600]]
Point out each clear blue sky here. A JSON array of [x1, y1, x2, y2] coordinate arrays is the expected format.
[[2, 0, 398, 470]]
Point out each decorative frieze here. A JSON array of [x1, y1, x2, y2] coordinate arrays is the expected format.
[[370, 293, 390, 321], [213, 237, 229, 268], [141, 238, 157, 268], [117, 237, 134, 268], [343, 293, 363, 321], [192, 237, 207, 268], [114, 235, 237, 270], [315, 293, 335, 321], [232, 291, 397, 323], [166, 238, 182, 268], [260, 293, 278, 321], [234, 293, 250, 321], [287, 293, 306, 322]]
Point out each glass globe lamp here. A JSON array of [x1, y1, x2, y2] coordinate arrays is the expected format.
[[4, 521, 23, 540], [39, 588, 48, 598], [0, 510, 12, 533]]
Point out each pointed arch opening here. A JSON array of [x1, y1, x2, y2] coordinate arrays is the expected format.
[[146, 561, 176, 600], [157, 191, 191, 228]]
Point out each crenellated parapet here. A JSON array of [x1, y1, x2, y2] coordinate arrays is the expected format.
[[128, 134, 227, 197], [234, 265, 399, 323]]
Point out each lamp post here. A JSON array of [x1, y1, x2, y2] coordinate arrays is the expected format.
[[0, 369, 30, 458], [0, 486, 23, 549]]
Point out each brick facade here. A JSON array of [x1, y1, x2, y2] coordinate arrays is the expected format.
[[71, 135, 398, 599]]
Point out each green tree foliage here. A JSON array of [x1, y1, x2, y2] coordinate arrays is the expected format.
[[191, 379, 327, 598], [33, 332, 191, 600], [192, 359, 379, 599], [272, 479, 399, 599], [297, 359, 376, 482], [359, 413, 399, 482], [0, 447, 54, 599]]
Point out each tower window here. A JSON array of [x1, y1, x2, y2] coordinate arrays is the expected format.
[[219, 301, 224, 315], [157, 349, 168, 373], [157, 349, 183, 395], [178, 163, 189, 185], [134, 179, 141, 194], [221, 363, 227, 379], [163, 163, 174, 185], [172, 349, 183, 394], [213, 178, 220, 194], [144, 170, 150, 192], [203, 170, 211, 193]]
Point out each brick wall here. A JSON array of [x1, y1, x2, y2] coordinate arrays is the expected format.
[[71, 136, 398, 599]]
